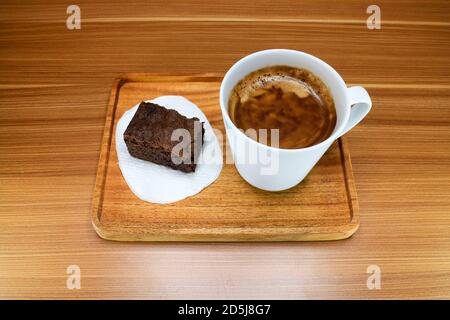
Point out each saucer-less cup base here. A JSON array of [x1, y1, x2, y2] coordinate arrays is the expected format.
[[220, 49, 372, 191]]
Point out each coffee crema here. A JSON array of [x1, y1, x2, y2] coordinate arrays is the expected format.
[[228, 65, 336, 149]]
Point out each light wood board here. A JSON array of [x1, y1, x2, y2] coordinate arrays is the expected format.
[[91, 74, 359, 241]]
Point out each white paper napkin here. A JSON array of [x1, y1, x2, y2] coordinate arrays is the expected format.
[[115, 96, 223, 204]]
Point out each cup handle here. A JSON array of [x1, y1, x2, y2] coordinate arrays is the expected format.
[[339, 86, 372, 137]]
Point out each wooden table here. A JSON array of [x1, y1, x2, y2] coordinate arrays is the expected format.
[[1, 0, 449, 299]]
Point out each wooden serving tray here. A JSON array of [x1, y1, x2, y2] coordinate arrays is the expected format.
[[91, 74, 359, 241]]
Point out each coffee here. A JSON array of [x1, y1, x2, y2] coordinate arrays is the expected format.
[[228, 65, 336, 149]]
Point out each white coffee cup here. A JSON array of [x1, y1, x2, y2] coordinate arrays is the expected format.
[[220, 49, 372, 191]]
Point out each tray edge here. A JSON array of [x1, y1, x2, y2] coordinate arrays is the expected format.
[[91, 74, 360, 242]]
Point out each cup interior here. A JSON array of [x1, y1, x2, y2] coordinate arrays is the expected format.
[[220, 49, 350, 151]]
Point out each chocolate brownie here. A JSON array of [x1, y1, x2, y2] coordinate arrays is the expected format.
[[123, 102, 204, 173]]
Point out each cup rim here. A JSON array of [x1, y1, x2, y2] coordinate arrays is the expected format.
[[219, 49, 350, 153]]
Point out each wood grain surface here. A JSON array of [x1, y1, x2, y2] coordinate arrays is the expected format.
[[92, 76, 359, 241], [0, 0, 449, 299]]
